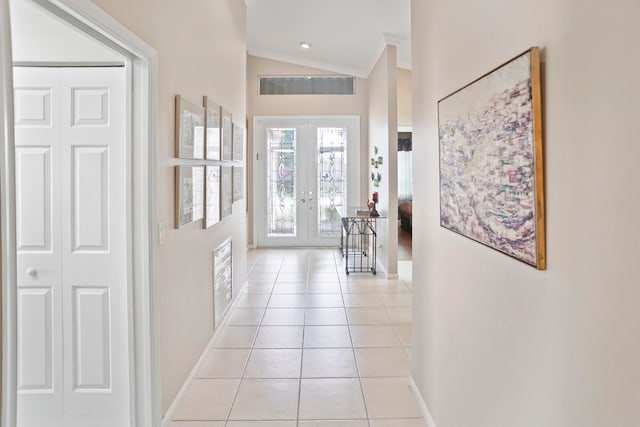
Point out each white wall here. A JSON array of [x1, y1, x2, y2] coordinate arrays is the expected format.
[[412, 0, 640, 426], [397, 67, 412, 129], [89, 0, 247, 413], [10, 0, 122, 62], [367, 46, 398, 276]]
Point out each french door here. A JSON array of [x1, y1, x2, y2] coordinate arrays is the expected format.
[[254, 116, 360, 247]]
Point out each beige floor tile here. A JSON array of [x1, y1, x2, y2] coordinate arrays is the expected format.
[[302, 348, 358, 378], [244, 349, 302, 378], [385, 307, 412, 324], [170, 421, 226, 427], [308, 272, 339, 282], [268, 294, 307, 308], [172, 379, 239, 421], [227, 422, 297, 427], [262, 308, 306, 326], [250, 264, 281, 274], [299, 378, 367, 420], [254, 326, 304, 348], [276, 272, 309, 283], [247, 273, 278, 284], [349, 325, 401, 347], [272, 283, 307, 294], [245, 284, 275, 294], [360, 377, 423, 419], [378, 293, 412, 307], [227, 308, 265, 325], [235, 294, 271, 308], [393, 325, 413, 346], [196, 349, 250, 378], [305, 308, 348, 325], [306, 293, 344, 308], [298, 421, 368, 427], [341, 283, 382, 294], [354, 347, 411, 377], [229, 379, 299, 420], [342, 294, 383, 307], [346, 307, 390, 325], [212, 326, 258, 349], [278, 263, 309, 273], [306, 283, 342, 293], [303, 325, 352, 348], [369, 419, 427, 427]]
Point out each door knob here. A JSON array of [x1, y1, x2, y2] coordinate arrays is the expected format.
[[26, 267, 37, 277], [300, 198, 306, 203]]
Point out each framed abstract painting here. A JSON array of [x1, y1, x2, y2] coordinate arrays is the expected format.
[[438, 47, 545, 269]]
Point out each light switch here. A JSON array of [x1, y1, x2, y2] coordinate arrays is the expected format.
[[158, 222, 165, 245]]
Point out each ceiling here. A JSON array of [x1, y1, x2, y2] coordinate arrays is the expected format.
[[246, 0, 411, 78]]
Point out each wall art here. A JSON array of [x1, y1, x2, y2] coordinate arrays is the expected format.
[[221, 108, 233, 161], [205, 165, 221, 228], [203, 96, 221, 160], [438, 47, 545, 269], [233, 166, 244, 202], [233, 122, 244, 161], [221, 165, 233, 218], [175, 165, 205, 228], [175, 95, 205, 159]]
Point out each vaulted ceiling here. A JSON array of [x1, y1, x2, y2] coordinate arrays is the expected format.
[[246, 0, 411, 78]]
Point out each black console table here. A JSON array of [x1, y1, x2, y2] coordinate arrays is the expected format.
[[340, 211, 384, 275]]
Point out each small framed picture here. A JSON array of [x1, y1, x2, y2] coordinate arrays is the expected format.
[[175, 95, 205, 159], [175, 165, 205, 228], [221, 165, 233, 218], [221, 108, 233, 161], [232, 122, 244, 161], [205, 165, 221, 228], [203, 96, 221, 161], [233, 166, 244, 202]]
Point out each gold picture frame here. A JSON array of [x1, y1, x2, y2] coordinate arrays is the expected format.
[[438, 47, 545, 269]]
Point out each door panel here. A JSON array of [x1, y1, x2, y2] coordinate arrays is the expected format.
[[17, 287, 54, 391], [15, 146, 52, 251], [14, 67, 130, 427], [71, 146, 109, 251]]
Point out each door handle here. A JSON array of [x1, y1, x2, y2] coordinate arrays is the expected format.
[[26, 267, 37, 277], [300, 199, 306, 203]]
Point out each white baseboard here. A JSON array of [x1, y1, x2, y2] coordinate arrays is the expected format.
[[375, 259, 399, 279], [161, 282, 249, 426], [409, 376, 438, 427]]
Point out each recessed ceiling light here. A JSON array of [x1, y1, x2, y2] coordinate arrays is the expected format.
[[300, 42, 311, 49]]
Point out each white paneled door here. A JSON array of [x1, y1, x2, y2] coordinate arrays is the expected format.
[[14, 67, 130, 427]]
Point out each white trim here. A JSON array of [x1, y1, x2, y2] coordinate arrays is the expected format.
[[2, 1, 161, 426], [398, 126, 413, 133], [0, 1, 18, 426], [409, 376, 438, 427]]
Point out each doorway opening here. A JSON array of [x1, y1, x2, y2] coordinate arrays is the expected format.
[[2, 0, 159, 426], [397, 130, 412, 288]]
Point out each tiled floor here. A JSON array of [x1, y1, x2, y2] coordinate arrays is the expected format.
[[170, 248, 425, 427]]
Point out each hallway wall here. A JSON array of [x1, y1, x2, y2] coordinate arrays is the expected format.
[[368, 46, 398, 277], [397, 67, 412, 129], [411, 0, 640, 426], [90, 0, 247, 413]]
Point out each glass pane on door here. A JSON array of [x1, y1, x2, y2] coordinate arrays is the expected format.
[[317, 127, 346, 237], [267, 128, 297, 236]]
